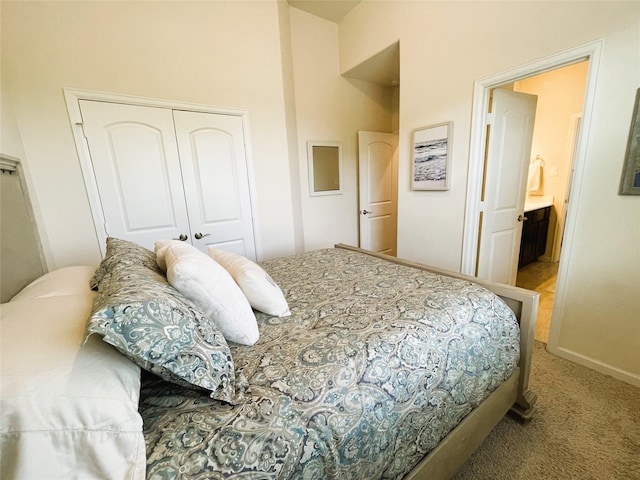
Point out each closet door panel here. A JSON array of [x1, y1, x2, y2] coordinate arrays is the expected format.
[[173, 110, 257, 260], [107, 126, 175, 229], [80, 101, 191, 250], [190, 129, 241, 222]]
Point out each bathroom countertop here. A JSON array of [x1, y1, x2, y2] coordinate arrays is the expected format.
[[524, 195, 554, 212]]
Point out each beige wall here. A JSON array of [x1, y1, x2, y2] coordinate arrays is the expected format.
[[288, 7, 392, 251], [0, 87, 27, 162], [339, 1, 640, 384], [1, 1, 296, 267]]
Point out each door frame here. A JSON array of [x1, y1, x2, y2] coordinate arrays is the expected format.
[[460, 40, 603, 347], [63, 88, 263, 260], [551, 112, 582, 263]]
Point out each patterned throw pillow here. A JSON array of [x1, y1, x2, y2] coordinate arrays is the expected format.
[[87, 240, 245, 404], [90, 237, 163, 290]]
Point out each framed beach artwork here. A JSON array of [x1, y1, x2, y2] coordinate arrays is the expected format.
[[411, 122, 452, 191]]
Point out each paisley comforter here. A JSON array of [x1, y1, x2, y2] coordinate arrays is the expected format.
[[140, 248, 520, 479]]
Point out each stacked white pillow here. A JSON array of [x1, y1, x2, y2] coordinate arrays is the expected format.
[[155, 241, 259, 346], [208, 247, 290, 318]]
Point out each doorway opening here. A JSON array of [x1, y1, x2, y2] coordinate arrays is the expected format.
[[510, 61, 589, 343], [461, 40, 603, 350]]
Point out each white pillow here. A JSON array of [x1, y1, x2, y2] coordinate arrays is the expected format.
[[155, 241, 259, 346], [1, 288, 145, 480], [208, 247, 291, 317], [155, 241, 171, 272], [10, 265, 98, 301]]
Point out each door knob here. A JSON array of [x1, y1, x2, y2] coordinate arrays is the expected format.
[[361, 209, 371, 215], [517, 215, 528, 222], [174, 234, 188, 241], [194, 232, 210, 240]]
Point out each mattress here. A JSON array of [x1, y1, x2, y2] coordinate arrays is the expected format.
[[140, 248, 520, 479]]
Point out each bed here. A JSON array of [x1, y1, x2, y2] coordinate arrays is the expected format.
[[0, 239, 538, 480]]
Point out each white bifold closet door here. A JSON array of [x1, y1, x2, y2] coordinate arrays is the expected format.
[[79, 100, 257, 260]]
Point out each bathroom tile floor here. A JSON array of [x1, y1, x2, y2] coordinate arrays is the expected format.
[[516, 260, 558, 343]]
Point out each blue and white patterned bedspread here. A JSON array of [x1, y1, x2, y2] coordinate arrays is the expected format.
[[140, 248, 520, 479]]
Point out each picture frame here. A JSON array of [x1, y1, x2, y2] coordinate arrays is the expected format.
[[411, 122, 452, 191], [619, 88, 640, 195], [307, 141, 343, 196]]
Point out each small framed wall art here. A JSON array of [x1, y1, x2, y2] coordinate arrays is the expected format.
[[411, 122, 452, 191]]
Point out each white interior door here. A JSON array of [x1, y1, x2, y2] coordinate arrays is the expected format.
[[173, 111, 257, 260], [79, 100, 191, 250], [477, 89, 537, 284], [358, 131, 398, 256]]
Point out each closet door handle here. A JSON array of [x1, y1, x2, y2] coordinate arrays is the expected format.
[[174, 234, 188, 241], [194, 232, 210, 240], [517, 215, 528, 222]]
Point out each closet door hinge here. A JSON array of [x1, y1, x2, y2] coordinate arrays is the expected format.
[[485, 112, 495, 125], [75, 122, 88, 139]]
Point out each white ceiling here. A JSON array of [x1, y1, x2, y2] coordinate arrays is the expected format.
[[287, 0, 361, 23]]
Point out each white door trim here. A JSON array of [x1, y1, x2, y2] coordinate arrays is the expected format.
[[552, 112, 582, 263], [63, 88, 263, 260]]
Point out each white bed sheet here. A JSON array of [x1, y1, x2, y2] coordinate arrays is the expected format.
[[1, 268, 146, 480]]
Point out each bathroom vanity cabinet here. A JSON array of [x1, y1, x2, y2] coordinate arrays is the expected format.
[[518, 205, 551, 268]]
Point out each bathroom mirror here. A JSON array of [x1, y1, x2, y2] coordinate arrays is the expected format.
[[307, 141, 342, 196]]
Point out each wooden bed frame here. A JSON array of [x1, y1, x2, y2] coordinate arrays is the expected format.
[[335, 244, 538, 480]]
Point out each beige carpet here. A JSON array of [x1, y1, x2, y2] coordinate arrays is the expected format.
[[453, 342, 640, 479]]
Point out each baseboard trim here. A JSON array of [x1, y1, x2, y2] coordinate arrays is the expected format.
[[546, 344, 640, 388]]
